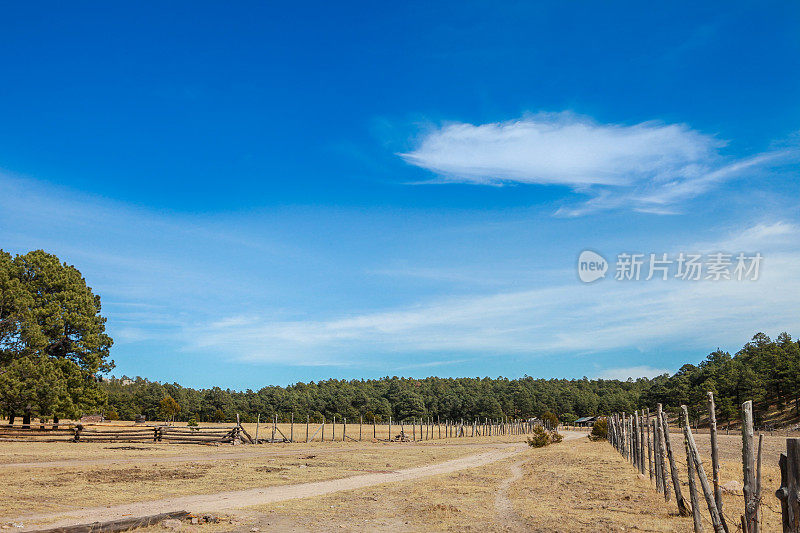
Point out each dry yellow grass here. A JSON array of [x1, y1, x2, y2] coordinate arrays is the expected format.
[[183, 432, 788, 532], [0, 439, 497, 519], [241, 436, 687, 532], [2, 427, 792, 531]]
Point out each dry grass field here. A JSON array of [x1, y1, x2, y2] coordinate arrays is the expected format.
[[0, 426, 792, 532]]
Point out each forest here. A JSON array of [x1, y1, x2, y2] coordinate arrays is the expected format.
[[101, 330, 800, 426], [100, 374, 649, 424], [2, 250, 799, 427]]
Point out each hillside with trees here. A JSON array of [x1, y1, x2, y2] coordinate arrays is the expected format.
[[99, 330, 800, 426], [2, 249, 799, 428], [99, 374, 649, 424], [643, 332, 800, 427]]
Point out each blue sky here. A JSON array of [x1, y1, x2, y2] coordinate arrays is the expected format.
[[1, 2, 799, 388]]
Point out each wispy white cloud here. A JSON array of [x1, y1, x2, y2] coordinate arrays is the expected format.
[[400, 112, 795, 216], [401, 112, 721, 187], [5, 170, 799, 377], [711, 220, 799, 251], [192, 220, 800, 366], [597, 366, 672, 380]]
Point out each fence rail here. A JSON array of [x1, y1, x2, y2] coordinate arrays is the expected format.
[[0, 416, 538, 446]]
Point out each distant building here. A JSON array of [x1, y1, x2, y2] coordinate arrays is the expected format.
[[574, 416, 598, 427], [121, 378, 134, 386], [80, 414, 104, 423]]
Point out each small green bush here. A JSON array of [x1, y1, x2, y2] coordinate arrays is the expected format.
[[527, 426, 550, 448], [527, 426, 564, 447], [187, 417, 199, 427], [590, 417, 608, 441]]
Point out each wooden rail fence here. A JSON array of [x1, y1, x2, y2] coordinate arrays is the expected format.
[[606, 393, 800, 532], [0, 415, 537, 446]]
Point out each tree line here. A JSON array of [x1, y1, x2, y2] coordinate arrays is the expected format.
[[643, 331, 800, 426], [102, 331, 800, 425], [100, 374, 649, 424], [2, 249, 799, 428]]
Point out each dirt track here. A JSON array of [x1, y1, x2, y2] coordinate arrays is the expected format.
[[2, 440, 527, 469], [494, 459, 525, 531], [9, 433, 583, 531]]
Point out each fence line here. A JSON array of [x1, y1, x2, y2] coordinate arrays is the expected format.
[[606, 392, 800, 532], [0, 415, 537, 445]]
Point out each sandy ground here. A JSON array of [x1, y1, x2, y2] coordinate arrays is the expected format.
[[7, 438, 562, 530], [226, 433, 693, 532], [3, 428, 791, 532], [493, 459, 525, 531]]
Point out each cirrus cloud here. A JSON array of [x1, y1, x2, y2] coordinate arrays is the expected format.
[[400, 112, 794, 216]]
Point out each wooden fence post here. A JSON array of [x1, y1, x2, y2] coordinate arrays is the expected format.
[[682, 405, 725, 533], [683, 409, 704, 532], [742, 400, 760, 533], [656, 405, 671, 501], [290, 412, 294, 443], [639, 410, 646, 475], [306, 415, 310, 443], [776, 438, 800, 532], [707, 392, 729, 533], [661, 405, 690, 516], [655, 416, 665, 494], [646, 408, 653, 482], [636, 412, 642, 470], [622, 412, 628, 460], [255, 414, 260, 444], [635, 414, 641, 470], [638, 411, 644, 474]]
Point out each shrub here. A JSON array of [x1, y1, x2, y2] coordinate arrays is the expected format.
[[104, 409, 119, 421], [187, 417, 198, 427], [590, 417, 608, 441], [527, 426, 551, 448], [527, 426, 565, 447]]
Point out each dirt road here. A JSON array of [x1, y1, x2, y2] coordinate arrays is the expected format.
[[2, 440, 527, 469], [494, 460, 525, 531], [9, 431, 584, 531]]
